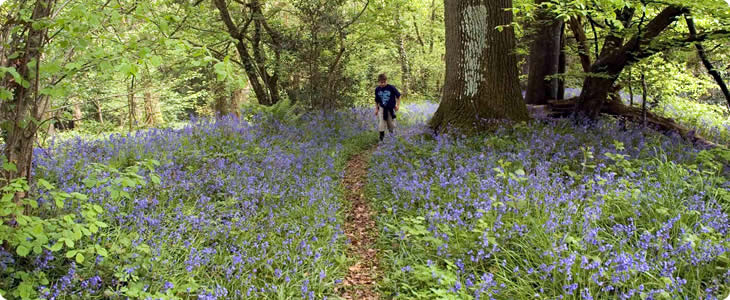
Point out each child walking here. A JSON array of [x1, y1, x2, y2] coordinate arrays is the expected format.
[[374, 73, 401, 142]]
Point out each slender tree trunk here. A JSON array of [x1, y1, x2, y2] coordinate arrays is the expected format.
[[397, 27, 412, 98], [557, 23, 566, 100], [128, 76, 137, 131], [72, 101, 82, 128], [144, 92, 161, 126], [428, 0, 437, 54], [685, 13, 730, 111], [44, 111, 55, 137], [525, 0, 563, 105], [641, 72, 648, 128], [392, 14, 410, 98], [430, 0, 529, 132], [1, 0, 54, 187], [94, 100, 104, 124], [212, 80, 229, 116], [568, 17, 592, 73], [231, 88, 245, 118], [39, 96, 54, 146]]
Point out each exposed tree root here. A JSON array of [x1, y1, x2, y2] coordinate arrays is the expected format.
[[541, 97, 721, 148]]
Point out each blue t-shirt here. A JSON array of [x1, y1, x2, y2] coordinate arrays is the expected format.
[[375, 84, 401, 109]]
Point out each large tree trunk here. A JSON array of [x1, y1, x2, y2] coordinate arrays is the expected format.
[[430, 0, 529, 132], [525, 0, 563, 105]]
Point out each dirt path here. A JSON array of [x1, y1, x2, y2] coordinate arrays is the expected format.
[[338, 148, 380, 300]]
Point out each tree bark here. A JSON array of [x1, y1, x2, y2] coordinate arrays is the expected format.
[[396, 16, 412, 98], [72, 101, 82, 128], [430, 0, 529, 132], [128, 75, 137, 131], [568, 17, 592, 73], [641, 72, 648, 128], [1, 0, 54, 187], [428, 0, 438, 54], [144, 92, 161, 126], [525, 0, 563, 105], [231, 88, 245, 118], [93, 99, 104, 124], [557, 23, 566, 100], [212, 80, 229, 116], [685, 13, 730, 111]]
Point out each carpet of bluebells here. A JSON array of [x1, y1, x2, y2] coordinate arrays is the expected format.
[[2, 109, 376, 299], [370, 103, 730, 299], [2, 102, 730, 300]]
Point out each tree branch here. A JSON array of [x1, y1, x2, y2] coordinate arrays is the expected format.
[[341, 0, 369, 30], [213, 0, 241, 39]]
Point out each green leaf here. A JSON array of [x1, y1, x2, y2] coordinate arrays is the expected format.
[[0, 67, 27, 88], [2, 162, 17, 172], [73, 227, 83, 240], [16, 245, 30, 257], [75, 253, 85, 264], [41, 62, 62, 74], [0, 87, 12, 101], [49, 242, 63, 252], [150, 174, 161, 185], [39, 86, 67, 98], [148, 55, 163, 67], [37, 178, 54, 190], [2, 193, 13, 203], [214, 61, 228, 81], [96, 245, 109, 257], [31, 224, 44, 236], [66, 250, 77, 258], [64, 62, 81, 71], [71, 192, 88, 200], [16, 215, 29, 226]]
